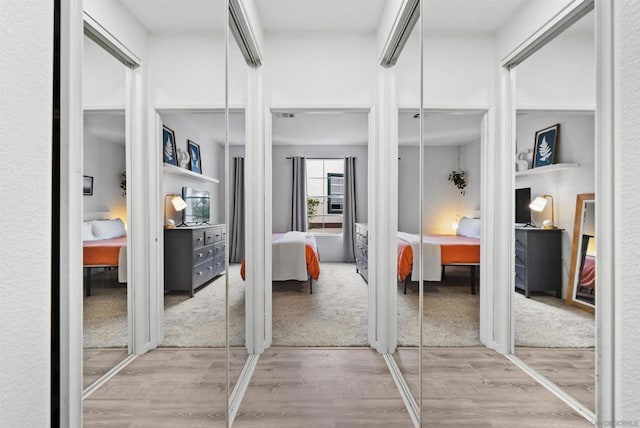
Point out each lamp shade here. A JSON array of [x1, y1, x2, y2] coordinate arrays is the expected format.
[[171, 195, 187, 211], [529, 196, 548, 212]]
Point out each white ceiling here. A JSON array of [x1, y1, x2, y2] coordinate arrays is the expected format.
[[120, 0, 542, 35], [272, 111, 369, 146], [121, 0, 226, 32], [399, 111, 484, 146], [84, 111, 125, 144], [166, 111, 246, 145], [422, 0, 528, 33], [255, 0, 386, 32]]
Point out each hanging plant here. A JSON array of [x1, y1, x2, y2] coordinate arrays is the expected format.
[[448, 169, 467, 196], [120, 171, 126, 197]]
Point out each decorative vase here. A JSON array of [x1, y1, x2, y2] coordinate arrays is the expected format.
[[177, 148, 190, 169]]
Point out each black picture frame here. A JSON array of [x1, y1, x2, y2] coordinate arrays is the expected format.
[[83, 175, 93, 196], [188, 140, 202, 174], [533, 124, 560, 168], [162, 125, 178, 165]]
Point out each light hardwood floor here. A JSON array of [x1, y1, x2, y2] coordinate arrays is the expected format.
[[395, 347, 592, 427], [84, 347, 594, 427], [83, 348, 129, 389], [234, 348, 411, 427], [83, 348, 247, 428], [516, 347, 595, 411]]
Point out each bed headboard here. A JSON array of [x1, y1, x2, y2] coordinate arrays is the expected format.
[[83, 211, 110, 221]]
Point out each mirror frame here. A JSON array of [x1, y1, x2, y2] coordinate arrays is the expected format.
[[566, 193, 595, 313]]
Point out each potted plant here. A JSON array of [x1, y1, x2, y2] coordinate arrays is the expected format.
[[307, 198, 320, 229], [448, 169, 467, 196]]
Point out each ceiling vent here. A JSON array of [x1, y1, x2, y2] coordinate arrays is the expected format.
[[379, 0, 419, 68], [281, 113, 295, 119], [229, 0, 263, 68]]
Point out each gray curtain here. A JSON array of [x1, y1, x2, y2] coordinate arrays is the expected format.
[[291, 156, 308, 232], [230, 157, 245, 263], [343, 157, 357, 262]]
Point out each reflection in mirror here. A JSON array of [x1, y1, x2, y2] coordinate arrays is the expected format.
[[391, 4, 421, 403], [568, 195, 596, 309], [227, 62, 249, 403], [269, 110, 369, 345], [513, 9, 595, 414], [82, 34, 130, 391]]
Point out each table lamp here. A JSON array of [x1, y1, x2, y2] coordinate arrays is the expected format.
[[529, 194, 556, 229], [164, 194, 186, 228]]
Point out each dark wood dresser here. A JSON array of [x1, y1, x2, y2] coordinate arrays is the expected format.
[[515, 227, 562, 298], [164, 224, 226, 296], [355, 223, 369, 282]]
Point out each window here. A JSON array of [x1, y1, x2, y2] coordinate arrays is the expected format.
[[306, 159, 344, 234]]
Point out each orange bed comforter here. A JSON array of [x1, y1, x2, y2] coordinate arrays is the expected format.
[[397, 234, 480, 281], [83, 236, 127, 266], [241, 233, 320, 281]]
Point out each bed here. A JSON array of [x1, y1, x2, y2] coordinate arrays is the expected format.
[[241, 231, 321, 293], [576, 254, 595, 302], [83, 216, 127, 296], [397, 217, 481, 294]]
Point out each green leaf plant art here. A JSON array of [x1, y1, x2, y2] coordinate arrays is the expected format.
[[448, 169, 467, 196]]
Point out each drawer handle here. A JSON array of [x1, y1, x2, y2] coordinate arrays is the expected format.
[[197, 271, 203, 276], [197, 238, 203, 242], [208, 266, 213, 271], [198, 253, 203, 258], [208, 250, 213, 255]]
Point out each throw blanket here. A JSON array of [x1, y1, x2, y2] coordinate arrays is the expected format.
[[397, 232, 442, 281], [272, 231, 308, 281]]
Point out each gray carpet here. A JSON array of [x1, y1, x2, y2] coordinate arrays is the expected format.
[[398, 268, 481, 347], [83, 264, 593, 349], [514, 292, 595, 347], [83, 270, 128, 348]]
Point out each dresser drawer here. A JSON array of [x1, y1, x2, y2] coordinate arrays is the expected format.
[[515, 265, 526, 287], [193, 259, 215, 287], [212, 254, 225, 276], [212, 241, 225, 258], [205, 227, 224, 246], [193, 244, 215, 266], [192, 229, 206, 249]]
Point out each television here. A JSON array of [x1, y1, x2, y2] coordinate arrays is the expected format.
[[515, 187, 531, 225], [182, 186, 211, 225]]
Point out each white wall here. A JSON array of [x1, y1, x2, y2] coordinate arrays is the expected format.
[[396, 32, 496, 107], [83, 35, 126, 108], [265, 32, 377, 107], [272, 145, 368, 262], [0, 1, 53, 426], [84, 0, 148, 60], [83, 130, 127, 221], [515, 112, 595, 297], [399, 141, 481, 235], [617, 0, 640, 418], [148, 32, 247, 108], [160, 113, 225, 224], [516, 32, 595, 109]]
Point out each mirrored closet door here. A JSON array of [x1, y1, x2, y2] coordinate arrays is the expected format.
[[511, 8, 596, 414], [227, 11, 250, 416], [155, 1, 228, 424], [390, 0, 423, 420], [81, 32, 131, 392]]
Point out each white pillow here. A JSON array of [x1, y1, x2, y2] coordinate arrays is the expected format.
[[91, 218, 126, 239], [457, 217, 480, 239], [82, 222, 96, 241]]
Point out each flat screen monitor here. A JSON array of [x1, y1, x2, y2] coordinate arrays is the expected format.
[[515, 187, 531, 225], [182, 187, 211, 225]]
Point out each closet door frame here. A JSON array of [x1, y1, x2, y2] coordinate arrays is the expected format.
[[263, 105, 376, 349], [59, 5, 146, 426], [496, 0, 615, 424]]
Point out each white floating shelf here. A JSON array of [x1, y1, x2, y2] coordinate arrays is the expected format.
[[516, 163, 579, 177], [163, 163, 220, 183]]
